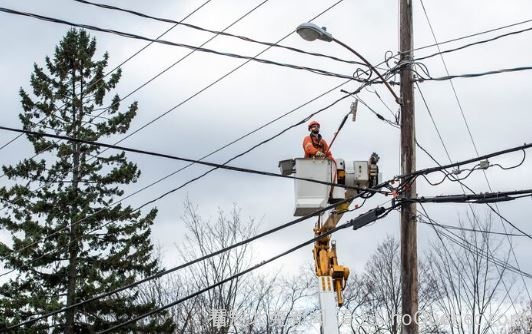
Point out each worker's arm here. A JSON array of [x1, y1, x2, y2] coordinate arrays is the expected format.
[[303, 136, 320, 157]]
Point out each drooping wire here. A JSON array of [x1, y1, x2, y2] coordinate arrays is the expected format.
[[418, 0, 532, 306], [72, 0, 367, 68], [415, 17, 532, 52], [0, 0, 213, 153], [419, 206, 532, 279], [86, 0, 350, 157], [415, 23, 532, 63], [95, 203, 398, 333], [0, 1, 359, 275], [0, 77, 386, 278], [0, 7, 356, 82], [419, 219, 528, 238], [6, 189, 381, 330], [416, 66, 532, 82]]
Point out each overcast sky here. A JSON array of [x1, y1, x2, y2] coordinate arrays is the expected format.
[[1, 0, 531, 308]]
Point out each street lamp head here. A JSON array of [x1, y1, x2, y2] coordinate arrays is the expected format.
[[296, 23, 333, 42]]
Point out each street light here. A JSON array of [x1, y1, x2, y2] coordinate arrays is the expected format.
[[296, 23, 400, 104]]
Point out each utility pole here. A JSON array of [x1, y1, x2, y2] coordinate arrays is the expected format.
[[399, 0, 418, 333]]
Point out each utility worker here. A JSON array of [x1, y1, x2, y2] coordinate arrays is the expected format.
[[303, 120, 333, 160]]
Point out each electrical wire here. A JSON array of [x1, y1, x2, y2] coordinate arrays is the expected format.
[[72, 0, 367, 68], [0, 80, 387, 275], [418, 207, 532, 279], [416, 66, 532, 82], [0, 0, 272, 208], [415, 18, 532, 52], [0, 125, 390, 199], [0, 0, 213, 154], [419, 150, 527, 187], [0, 73, 366, 278], [415, 82, 452, 162], [409, 189, 532, 204], [419, 219, 528, 238], [403, 142, 532, 179], [95, 203, 398, 333], [86, 0, 350, 159], [0, 7, 357, 82], [88, 0, 272, 117], [6, 190, 380, 330], [0, 0, 349, 188], [413, 2, 532, 301], [415, 24, 532, 63], [414, 143, 532, 238], [353, 96, 399, 129]]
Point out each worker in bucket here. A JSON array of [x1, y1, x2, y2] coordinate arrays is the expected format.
[[303, 120, 333, 160]]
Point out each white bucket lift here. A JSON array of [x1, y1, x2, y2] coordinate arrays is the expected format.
[[292, 158, 344, 216], [279, 153, 381, 334], [279, 156, 381, 217]]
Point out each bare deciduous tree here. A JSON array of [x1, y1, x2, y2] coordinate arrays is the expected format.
[[426, 211, 518, 334]]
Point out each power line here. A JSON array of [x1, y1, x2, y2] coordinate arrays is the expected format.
[[415, 23, 532, 62], [419, 219, 528, 238], [83, 0, 348, 162], [415, 82, 452, 163], [417, 65, 532, 81], [404, 142, 532, 178], [413, 143, 532, 241], [6, 190, 381, 330], [413, 1, 532, 300], [0, 83, 379, 274], [415, 140, 532, 314], [0, 125, 388, 199], [417, 149, 526, 187], [408, 189, 532, 204], [418, 3, 532, 305], [0, 0, 213, 154], [0, 7, 357, 82], [96, 204, 396, 333], [0, 0, 270, 205], [107, 79, 351, 213], [418, 207, 532, 279], [72, 0, 367, 68], [87, 0, 272, 117], [0, 75, 366, 279], [415, 17, 532, 52], [0, 0, 348, 186]]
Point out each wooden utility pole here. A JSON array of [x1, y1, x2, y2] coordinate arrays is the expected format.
[[399, 0, 418, 333]]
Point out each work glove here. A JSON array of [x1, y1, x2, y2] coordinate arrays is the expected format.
[[315, 151, 325, 159]]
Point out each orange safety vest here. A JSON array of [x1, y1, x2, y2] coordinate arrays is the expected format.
[[303, 134, 333, 160]]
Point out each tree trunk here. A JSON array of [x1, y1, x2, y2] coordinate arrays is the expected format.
[[65, 66, 82, 334]]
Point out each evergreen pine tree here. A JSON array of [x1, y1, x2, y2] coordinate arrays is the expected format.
[[0, 29, 174, 333]]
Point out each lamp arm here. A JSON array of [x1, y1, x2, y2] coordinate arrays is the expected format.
[[332, 38, 401, 105]]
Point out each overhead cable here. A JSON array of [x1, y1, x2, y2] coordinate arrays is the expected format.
[[86, 0, 348, 155], [6, 190, 379, 329], [0, 7, 357, 82], [415, 18, 532, 52], [0, 125, 388, 194], [415, 24, 532, 62], [0, 0, 213, 153], [419, 219, 528, 238], [72, 0, 365, 67], [416, 65, 532, 81], [403, 142, 532, 178], [414, 141, 532, 241], [418, 207, 532, 279], [96, 204, 397, 333], [407, 189, 532, 204]]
